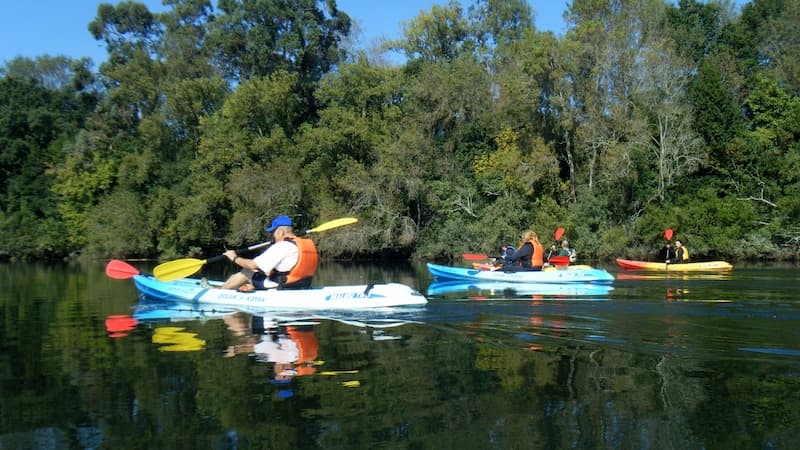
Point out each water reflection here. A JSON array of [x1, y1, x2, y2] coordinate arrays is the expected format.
[[112, 298, 420, 397], [2, 262, 800, 448], [616, 272, 733, 281], [427, 280, 614, 299]]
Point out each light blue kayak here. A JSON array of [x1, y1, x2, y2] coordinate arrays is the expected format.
[[426, 280, 614, 297], [426, 262, 615, 283], [133, 275, 427, 309]]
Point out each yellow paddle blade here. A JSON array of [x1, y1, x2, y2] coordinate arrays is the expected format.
[[306, 217, 358, 234], [153, 258, 207, 282]]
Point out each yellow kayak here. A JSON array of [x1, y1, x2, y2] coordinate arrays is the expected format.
[[615, 258, 733, 272]]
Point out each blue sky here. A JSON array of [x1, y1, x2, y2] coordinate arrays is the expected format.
[[0, 0, 570, 65]]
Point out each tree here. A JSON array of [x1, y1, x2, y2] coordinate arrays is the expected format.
[[689, 57, 743, 166], [207, 0, 351, 121], [388, 0, 473, 63], [0, 69, 97, 259], [631, 41, 706, 203]]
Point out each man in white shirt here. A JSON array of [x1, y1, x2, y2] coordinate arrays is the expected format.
[[215, 215, 317, 290]]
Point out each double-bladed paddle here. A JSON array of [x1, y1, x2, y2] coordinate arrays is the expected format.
[[664, 228, 674, 272], [549, 227, 569, 266], [152, 217, 358, 282], [462, 253, 491, 261]]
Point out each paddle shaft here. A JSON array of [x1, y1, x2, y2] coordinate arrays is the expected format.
[[205, 241, 272, 265]]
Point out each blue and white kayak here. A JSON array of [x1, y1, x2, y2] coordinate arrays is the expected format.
[[133, 275, 427, 309], [427, 280, 614, 297], [426, 262, 615, 283]]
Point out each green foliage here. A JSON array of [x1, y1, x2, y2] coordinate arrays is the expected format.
[[85, 189, 152, 257], [208, 0, 352, 95], [0, 67, 97, 259], [389, 0, 474, 62], [689, 58, 744, 163], [3, 0, 800, 262]]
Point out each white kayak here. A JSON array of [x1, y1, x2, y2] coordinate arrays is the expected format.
[[133, 275, 427, 309]]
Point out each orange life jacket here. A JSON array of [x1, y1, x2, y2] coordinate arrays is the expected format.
[[286, 326, 319, 376], [281, 237, 318, 287], [532, 240, 544, 267]]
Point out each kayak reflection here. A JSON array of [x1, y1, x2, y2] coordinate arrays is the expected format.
[[615, 272, 733, 281], [426, 280, 614, 299]]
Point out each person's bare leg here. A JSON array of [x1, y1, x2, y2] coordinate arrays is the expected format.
[[222, 272, 250, 290]]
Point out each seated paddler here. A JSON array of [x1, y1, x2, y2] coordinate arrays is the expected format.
[[213, 215, 319, 291]]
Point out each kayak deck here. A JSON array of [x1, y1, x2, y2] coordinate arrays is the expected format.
[[133, 275, 427, 309], [615, 258, 733, 272]]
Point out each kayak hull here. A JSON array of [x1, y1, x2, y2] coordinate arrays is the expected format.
[[427, 263, 615, 283], [427, 280, 614, 297], [615, 258, 733, 272], [132, 275, 427, 309]]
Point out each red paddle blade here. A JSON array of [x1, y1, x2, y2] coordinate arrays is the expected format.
[[548, 256, 570, 266], [554, 227, 565, 241], [665, 229, 673, 240], [105, 260, 140, 279], [462, 253, 489, 261]]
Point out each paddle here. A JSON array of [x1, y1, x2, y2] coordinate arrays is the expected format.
[[153, 217, 358, 282], [548, 227, 571, 266], [462, 253, 490, 261], [664, 229, 673, 272], [106, 259, 141, 279]]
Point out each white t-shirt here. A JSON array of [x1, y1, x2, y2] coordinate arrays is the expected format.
[[253, 335, 299, 363], [253, 240, 299, 274]]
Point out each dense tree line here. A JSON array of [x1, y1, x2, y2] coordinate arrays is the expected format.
[[1, 0, 799, 262]]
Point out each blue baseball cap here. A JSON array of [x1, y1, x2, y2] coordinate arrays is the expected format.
[[265, 215, 293, 232]]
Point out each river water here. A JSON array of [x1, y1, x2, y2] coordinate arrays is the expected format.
[[1, 260, 799, 449]]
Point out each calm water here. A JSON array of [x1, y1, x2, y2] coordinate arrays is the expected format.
[[1, 260, 799, 449]]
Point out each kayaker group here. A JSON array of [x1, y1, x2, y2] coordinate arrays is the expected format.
[[490, 230, 577, 271], [659, 239, 689, 264], [200, 213, 690, 291], [490, 229, 690, 271]]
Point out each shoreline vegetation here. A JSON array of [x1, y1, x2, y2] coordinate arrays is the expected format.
[[2, 0, 799, 263]]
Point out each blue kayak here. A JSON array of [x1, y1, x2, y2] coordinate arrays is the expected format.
[[426, 262, 615, 283], [426, 280, 614, 297], [133, 275, 427, 309]]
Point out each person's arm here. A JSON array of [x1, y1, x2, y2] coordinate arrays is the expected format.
[[505, 243, 531, 264], [224, 249, 259, 270], [666, 248, 682, 264]]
